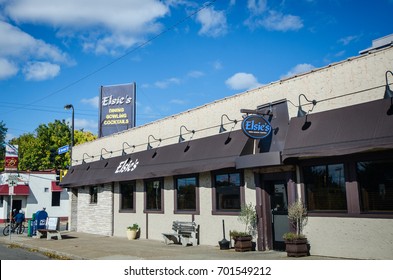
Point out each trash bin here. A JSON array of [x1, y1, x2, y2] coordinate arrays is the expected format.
[[29, 213, 36, 237]]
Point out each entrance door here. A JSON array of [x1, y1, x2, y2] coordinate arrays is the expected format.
[[269, 181, 289, 251]]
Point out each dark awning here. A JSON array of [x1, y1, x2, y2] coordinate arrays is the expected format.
[[61, 130, 252, 187], [282, 98, 393, 162]]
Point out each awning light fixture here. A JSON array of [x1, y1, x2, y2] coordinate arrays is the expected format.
[[297, 94, 317, 117], [384, 70, 393, 99], [100, 148, 112, 160], [122, 142, 135, 155], [219, 114, 238, 133], [82, 153, 94, 164], [178, 125, 195, 143], [147, 135, 161, 150]]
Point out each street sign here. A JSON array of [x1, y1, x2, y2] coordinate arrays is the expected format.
[[58, 145, 70, 155], [8, 175, 18, 187]]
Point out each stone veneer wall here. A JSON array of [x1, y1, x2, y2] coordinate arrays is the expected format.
[[77, 183, 113, 236], [70, 189, 78, 231]]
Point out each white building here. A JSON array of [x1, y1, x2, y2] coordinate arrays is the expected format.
[[61, 39, 393, 259], [0, 171, 70, 223]]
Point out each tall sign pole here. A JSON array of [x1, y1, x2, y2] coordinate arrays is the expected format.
[[8, 175, 17, 241]]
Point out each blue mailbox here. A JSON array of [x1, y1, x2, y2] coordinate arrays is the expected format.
[[36, 209, 48, 229]]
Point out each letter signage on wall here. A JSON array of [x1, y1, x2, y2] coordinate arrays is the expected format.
[[241, 114, 272, 139], [99, 83, 136, 138]]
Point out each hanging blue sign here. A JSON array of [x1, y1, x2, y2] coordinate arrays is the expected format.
[[241, 114, 272, 139], [58, 145, 69, 155]]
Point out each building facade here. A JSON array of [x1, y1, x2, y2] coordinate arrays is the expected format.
[[0, 171, 70, 223], [62, 44, 393, 259]]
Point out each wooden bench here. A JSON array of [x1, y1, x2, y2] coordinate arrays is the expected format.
[[162, 221, 198, 246], [37, 217, 62, 240]]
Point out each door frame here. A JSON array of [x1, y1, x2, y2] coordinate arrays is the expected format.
[[255, 171, 296, 251]]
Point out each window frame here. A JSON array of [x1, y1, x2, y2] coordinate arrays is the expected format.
[[174, 174, 200, 215], [144, 178, 164, 214], [302, 163, 347, 212], [51, 192, 61, 207], [211, 169, 245, 215], [119, 180, 136, 213], [89, 185, 98, 204], [298, 151, 393, 218], [356, 159, 393, 214]]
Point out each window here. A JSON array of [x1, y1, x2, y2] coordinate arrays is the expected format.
[[51, 192, 61, 206], [303, 164, 347, 211], [89, 186, 98, 204], [120, 181, 135, 211], [214, 171, 243, 212], [357, 159, 393, 213], [144, 178, 163, 213], [175, 175, 198, 213]]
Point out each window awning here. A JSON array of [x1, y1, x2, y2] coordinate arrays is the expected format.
[[0, 184, 30, 195], [61, 130, 252, 188], [282, 98, 393, 162], [51, 181, 63, 192]]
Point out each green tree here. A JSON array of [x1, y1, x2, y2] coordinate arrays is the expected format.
[[0, 121, 8, 171], [11, 119, 97, 171]]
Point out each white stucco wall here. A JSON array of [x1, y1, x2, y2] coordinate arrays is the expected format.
[[305, 217, 393, 259]]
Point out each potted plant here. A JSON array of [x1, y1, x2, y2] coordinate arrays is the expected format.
[[282, 200, 309, 257], [231, 203, 257, 252], [126, 223, 140, 240]]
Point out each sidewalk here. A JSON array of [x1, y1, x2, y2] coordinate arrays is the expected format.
[[0, 231, 343, 260]]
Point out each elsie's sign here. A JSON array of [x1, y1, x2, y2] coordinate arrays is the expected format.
[[241, 115, 272, 139]]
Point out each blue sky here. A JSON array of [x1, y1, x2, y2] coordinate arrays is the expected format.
[[0, 0, 392, 141]]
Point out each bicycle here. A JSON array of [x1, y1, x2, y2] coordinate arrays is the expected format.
[[3, 221, 26, 236]]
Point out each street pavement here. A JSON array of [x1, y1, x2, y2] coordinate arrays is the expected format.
[[0, 230, 350, 260]]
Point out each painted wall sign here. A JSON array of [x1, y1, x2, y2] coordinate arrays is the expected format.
[[241, 114, 272, 139]]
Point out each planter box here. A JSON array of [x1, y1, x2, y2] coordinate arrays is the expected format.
[[284, 238, 309, 257], [234, 236, 253, 252]]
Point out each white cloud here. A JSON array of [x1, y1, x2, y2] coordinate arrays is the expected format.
[[170, 99, 187, 105], [4, 0, 169, 55], [281, 63, 315, 79], [0, 20, 71, 80], [247, 0, 267, 15], [256, 11, 303, 31], [244, 1, 303, 32], [187, 70, 204, 78], [338, 35, 360, 46], [0, 58, 18, 80], [22, 61, 60, 81], [70, 118, 97, 132], [154, 77, 181, 89], [81, 96, 99, 109], [196, 7, 228, 37], [225, 72, 262, 90]]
